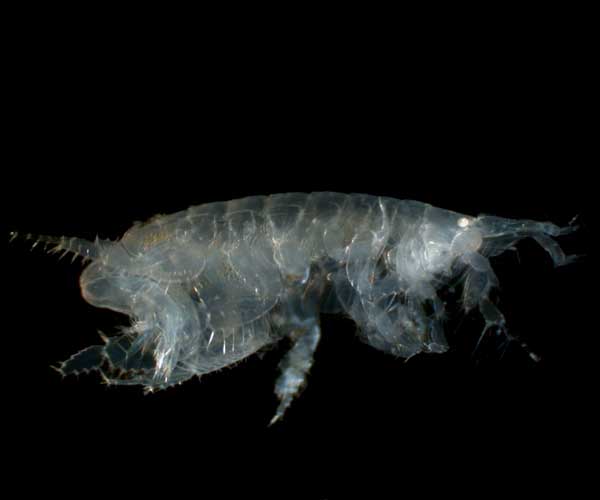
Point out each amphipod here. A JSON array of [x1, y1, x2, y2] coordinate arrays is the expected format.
[[10, 193, 578, 423]]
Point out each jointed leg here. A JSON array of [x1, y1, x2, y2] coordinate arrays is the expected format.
[[270, 320, 321, 425]]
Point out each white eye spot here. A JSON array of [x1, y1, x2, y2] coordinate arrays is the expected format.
[[458, 217, 471, 228]]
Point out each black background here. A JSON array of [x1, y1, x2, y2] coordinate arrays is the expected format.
[[4, 8, 595, 499]]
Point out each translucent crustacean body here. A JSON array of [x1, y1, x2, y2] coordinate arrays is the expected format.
[[10, 193, 578, 423]]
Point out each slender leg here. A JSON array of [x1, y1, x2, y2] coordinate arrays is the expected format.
[[270, 320, 321, 425], [478, 298, 539, 362], [462, 260, 507, 357], [460, 251, 541, 362]]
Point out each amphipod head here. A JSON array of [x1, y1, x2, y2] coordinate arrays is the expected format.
[[453, 213, 578, 361], [415, 206, 578, 277], [471, 214, 579, 267], [412, 206, 485, 277]]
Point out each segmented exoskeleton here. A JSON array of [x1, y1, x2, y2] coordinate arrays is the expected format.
[[10, 193, 578, 423]]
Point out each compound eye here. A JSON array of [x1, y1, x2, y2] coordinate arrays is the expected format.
[[458, 217, 471, 228]]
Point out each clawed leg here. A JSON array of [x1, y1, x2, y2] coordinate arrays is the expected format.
[[462, 251, 539, 361], [270, 320, 321, 425], [473, 296, 507, 354], [461, 251, 499, 312], [476, 297, 539, 362]]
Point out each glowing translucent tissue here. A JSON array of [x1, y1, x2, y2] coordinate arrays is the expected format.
[[10, 193, 579, 423]]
